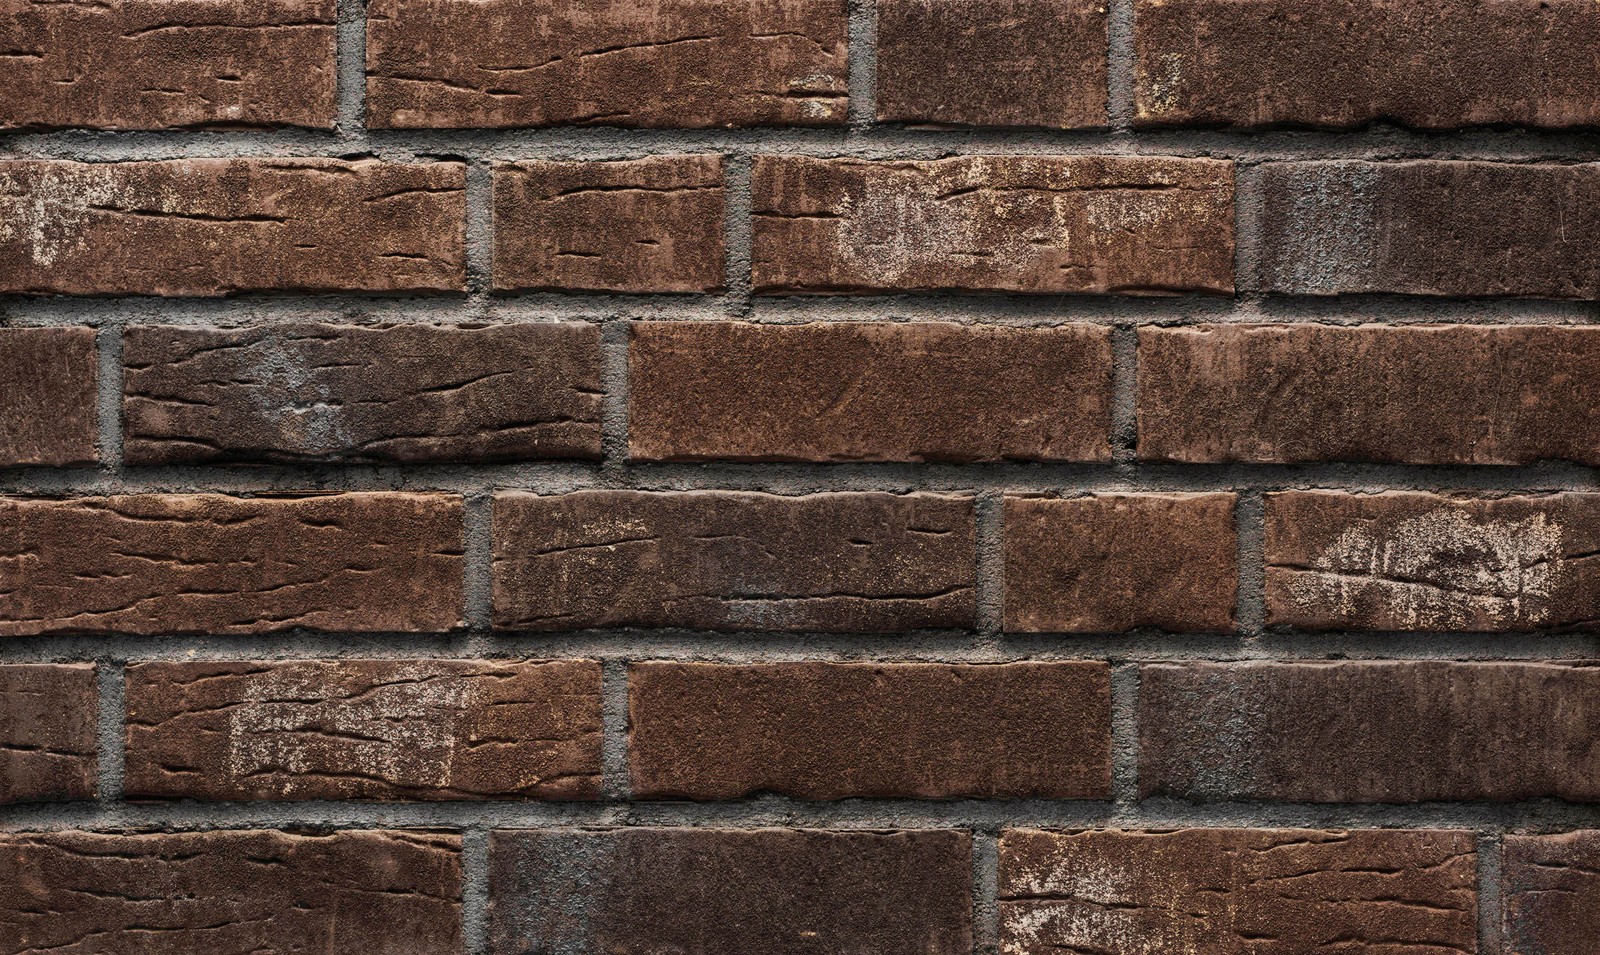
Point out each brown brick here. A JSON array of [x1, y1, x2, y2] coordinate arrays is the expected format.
[[1265, 491, 1600, 632], [123, 323, 602, 465], [1004, 493, 1237, 633], [0, 0, 336, 130], [1001, 828, 1477, 955], [876, 0, 1107, 128], [1135, 0, 1600, 130], [629, 321, 1113, 462], [125, 659, 601, 801], [492, 156, 725, 293], [487, 828, 970, 955], [1139, 661, 1600, 802], [0, 829, 462, 955], [1504, 832, 1600, 955], [0, 159, 465, 296], [752, 155, 1235, 294], [1139, 324, 1600, 465], [1256, 160, 1600, 297], [0, 493, 463, 636], [0, 664, 96, 804], [0, 327, 97, 467], [366, 0, 847, 128], [493, 490, 976, 632], [629, 662, 1111, 800]]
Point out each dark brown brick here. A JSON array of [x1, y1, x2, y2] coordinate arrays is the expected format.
[[1001, 828, 1477, 955], [1140, 661, 1600, 802], [629, 321, 1113, 462], [0, 327, 97, 467], [752, 155, 1235, 294], [366, 0, 847, 128], [125, 659, 601, 801], [1139, 324, 1600, 465], [487, 828, 970, 955], [0, 664, 96, 804], [1004, 493, 1238, 633], [493, 490, 976, 632], [876, 0, 1107, 128], [0, 159, 465, 296], [0, 0, 336, 130], [1135, 0, 1600, 130], [0, 493, 464, 636], [1265, 491, 1600, 632], [1504, 832, 1600, 955], [629, 662, 1111, 800], [492, 156, 725, 293], [123, 323, 602, 465], [1256, 160, 1600, 297], [0, 829, 463, 955]]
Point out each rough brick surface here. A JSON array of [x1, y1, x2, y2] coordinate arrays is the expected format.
[[0, 493, 464, 636], [628, 321, 1113, 462], [366, 0, 848, 128], [0, 159, 465, 296], [0, 664, 96, 804], [751, 155, 1235, 294], [487, 828, 971, 955], [0, 327, 97, 467], [1004, 493, 1238, 633], [628, 662, 1111, 799], [123, 323, 602, 464], [1000, 828, 1477, 955], [1504, 832, 1600, 955], [493, 490, 976, 631], [0, 829, 463, 955], [125, 659, 601, 801]]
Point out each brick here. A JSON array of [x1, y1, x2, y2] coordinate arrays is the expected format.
[[629, 662, 1111, 799], [125, 659, 601, 801], [1265, 491, 1600, 632], [1000, 828, 1477, 955], [0, 0, 336, 130], [0, 829, 462, 955], [123, 323, 602, 465], [492, 156, 725, 293], [876, 0, 1107, 128], [0, 159, 465, 296], [493, 490, 976, 632], [752, 155, 1235, 294], [366, 0, 847, 128], [0, 493, 463, 636], [1504, 832, 1600, 955], [629, 321, 1113, 462], [1139, 661, 1600, 802], [0, 327, 96, 467], [487, 828, 970, 955], [1004, 493, 1237, 632], [1256, 160, 1600, 297], [0, 664, 96, 804], [1139, 324, 1600, 466], [1134, 0, 1600, 130]]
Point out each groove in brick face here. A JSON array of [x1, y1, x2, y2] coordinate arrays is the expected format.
[[0, 327, 97, 467], [0, 0, 337, 130], [365, 0, 848, 128], [487, 828, 972, 955], [492, 490, 977, 632], [628, 661, 1112, 800], [1503, 832, 1600, 955], [124, 659, 602, 801], [0, 159, 466, 296], [122, 323, 603, 465], [0, 664, 97, 804], [999, 828, 1478, 955], [1139, 661, 1600, 803], [628, 321, 1113, 463], [752, 155, 1236, 294], [0, 829, 464, 955], [0, 493, 465, 636]]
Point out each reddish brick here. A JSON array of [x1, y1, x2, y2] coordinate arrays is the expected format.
[[0, 664, 96, 804], [628, 321, 1113, 462], [629, 662, 1111, 799], [1504, 832, 1600, 955], [1004, 493, 1238, 633], [0, 327, 96, 467]]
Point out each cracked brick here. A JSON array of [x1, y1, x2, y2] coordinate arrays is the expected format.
[[1503, 831, 1600, 955], [0, 663, 97, 804], [0, 327, 97, 467]]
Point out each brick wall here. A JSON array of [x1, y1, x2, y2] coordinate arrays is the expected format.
[[3, 1, 1599, 953]]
